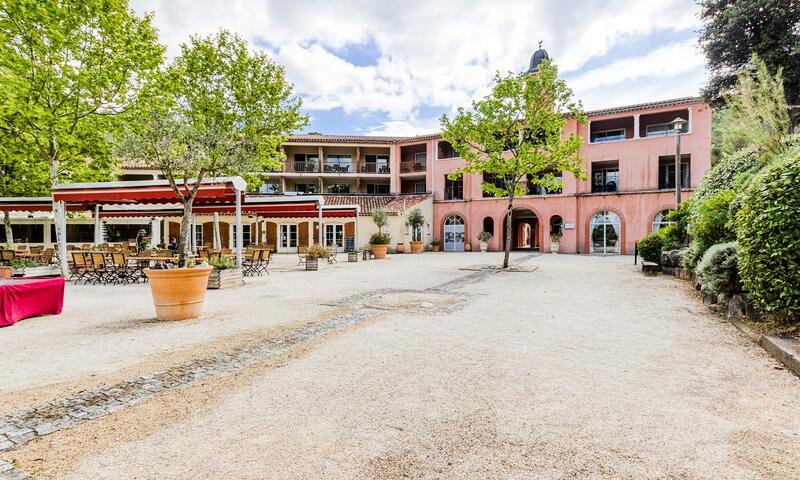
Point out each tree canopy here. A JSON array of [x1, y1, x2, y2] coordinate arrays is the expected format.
[[699, 0, 800, 114], [441, 60, 585, 268]]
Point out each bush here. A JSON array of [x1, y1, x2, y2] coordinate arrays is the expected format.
[[477, 230, 492, 242], [736, 154, 800, 320], [637, 232, 663, 263], [693, 147, 762, 203], [305, 244, 331, 259], [369, 232, 391, 245], [209, 255, 235, 270], [682, 240, 706, 270], [690, 189, 736, 248], [657, 224, 682, 251], [665, 200, 692, 245], [696, 241, 741, 295]]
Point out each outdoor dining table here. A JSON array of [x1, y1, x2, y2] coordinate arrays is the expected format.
[[0, 276, 65, 327]]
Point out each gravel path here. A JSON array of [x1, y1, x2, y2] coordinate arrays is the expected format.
[[4, 254, 799, 479]]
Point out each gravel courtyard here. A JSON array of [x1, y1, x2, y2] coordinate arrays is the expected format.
[[2, 253, 799, 479]]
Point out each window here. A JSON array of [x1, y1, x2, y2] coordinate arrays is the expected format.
[[294, 153, 319, 172], [645, 122, 689, 138], [2, 224, 44, 243], [366, 183, 390, 194], [482, 217, 494, 237], [232, 224, 251, 248], [259, 183, 280, 194], [414, 152, 426, 164], [550, 215, 564, 236], [527, 172, 563, 195], [49, 224, 94, 243], [195, 223, 203, 247], [658, 156, 690, 189], [590, 128, 626, 143], [592, 163, 620, 193], [104, 224, 149, 243], [327, 184, 351, 194], [445, 175, 463, 200], [482, 173, 510, 198], [652, 210, 675, 232], [325, 154, 352, 172], [437, 141, 457, 159], [364, 154, 389, 173], [325, 224, 344, 248], [295, 184, 319, 194], [414, 182, 426, 193]]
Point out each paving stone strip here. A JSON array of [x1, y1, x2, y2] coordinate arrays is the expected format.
[[0, 257, 534, 479]]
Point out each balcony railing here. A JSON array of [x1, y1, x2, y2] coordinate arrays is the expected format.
[[293, 161, 319, 173], [400, 161, 426, 173], [359, 163, 390, 174], [323, 163, 353, 173]]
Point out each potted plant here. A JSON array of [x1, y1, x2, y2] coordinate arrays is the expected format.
[[305, 244, 330, 271], [370, 208, 391, 259], [550, 233, 562, 254], [430, 240, 441, 252], [396, 242, 405, 254], [207, 255, 242, 289], [115, 31, 306, 321], [10, 258, 56, 277], [477, 231, 492, 253], [405, 207, 426, 254]]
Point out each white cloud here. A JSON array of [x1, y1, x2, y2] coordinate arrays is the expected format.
[[131, 0, 707, 135]]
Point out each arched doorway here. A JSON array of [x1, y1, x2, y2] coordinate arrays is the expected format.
[[590, 211, 621, 254], [503, 208, 539, 250], [443, 215, 465, 251], [482, 216, 494, 237]]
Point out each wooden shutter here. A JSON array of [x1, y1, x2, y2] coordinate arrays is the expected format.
[[219, 222, 230, 248], [202, 222, 213, 247], [344, 221, 355, 238], [266, 222, 277, 247], [298, 222, 309, 246], [313, 222, 320, 243]]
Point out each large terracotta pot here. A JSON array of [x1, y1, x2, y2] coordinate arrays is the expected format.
[[144, 266, 212, 321], [464, 243, 473, 252], [0, 266, 11, 278], [372, 244, 389, 259], [396, 243, 405, 254], [410, 241, 424, 254]]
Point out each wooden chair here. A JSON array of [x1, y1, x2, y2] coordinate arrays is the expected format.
[[257, 250, 271, 275], [297, 245, 308, 266], [1, 250, 15, 265], [15, 245, 27, 252], [70, 251, 89, 283], [30, 246, 43, 254], [89, 252, 112, 284]]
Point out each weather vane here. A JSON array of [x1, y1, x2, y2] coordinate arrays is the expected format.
[[538, 40, 543, 49]]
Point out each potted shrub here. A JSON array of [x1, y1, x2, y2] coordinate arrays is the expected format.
[[10, 258, 56, 277], [405, 207, 425, 254], [550, 233, 562, 254], [207, 255, 242, 289], [370, 208, 391, 259], [396, 242, 405, 254], [370, 232, 391, 259], [430, 240, 441, 252], [305, 244, 330, 271], [477, 231, 492, 252]]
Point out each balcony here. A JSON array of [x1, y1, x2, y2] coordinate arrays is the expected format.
[[322, 163, 353, 173], [293, 161, 319, 173], [400, 161, 426, 173], [358, 163, 390, 174]]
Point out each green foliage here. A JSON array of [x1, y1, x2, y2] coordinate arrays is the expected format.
[[477, 230, 492, 242], [305, 244, 331, 260], [440, 60, 585, 268], [637, 232, 663, 263], [693, 147, 762, 203], [714, 55, 791, 158], [682, 240, 707, 270], [0, 0, 164, 188], [369, 232, 391, 245], [404, 207, 425, 242], [665, 200, 692, 245], [209, 255, 235, 270], [690, 189, 736, 248], [372, 208, 388, 233], [696, 241, 741, 295], [736, 154, 800, 320], [10, 258, 41, 269], [657, 225, 682, 251], [699, 1, 800, 113]]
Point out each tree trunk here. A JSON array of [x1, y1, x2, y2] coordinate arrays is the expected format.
[[3, 211, 13, 244], [179, 201, 194, 267], [503, 193, 515, 269]]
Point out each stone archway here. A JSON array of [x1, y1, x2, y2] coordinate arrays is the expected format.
[[503, 208, 539, 250]]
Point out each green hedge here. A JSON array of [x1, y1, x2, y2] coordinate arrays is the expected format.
[[693, 146, 761, 203], [690, 189, 736, 248], [696, 241, 740, 295], [736, 155, 800, 319], [637, 232, 662, 263]]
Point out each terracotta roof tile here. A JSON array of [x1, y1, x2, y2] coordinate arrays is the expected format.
[[323, 194, 431, 215], [585, 97, 703, 117]]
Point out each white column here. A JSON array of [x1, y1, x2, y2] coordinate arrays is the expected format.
[[586, 120, 592, 144], [212, 212, 221, 250], [633, 114, 640, 139], [56, 201, 68, 276], [687, 107, 693, 134], [235, 191, 243, 268], [317, 202, 323, 246], [151, 218, 161, 248], [93, 205, 101, 244]]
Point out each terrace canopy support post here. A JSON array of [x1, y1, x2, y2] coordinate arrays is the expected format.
[[317, 201, 323, 247], [93, 205, 101, 245], [235, 193, 243, 269], [213, 212, 221, 250], [151, 217, 161, 248], [56, 201, 68, 276]]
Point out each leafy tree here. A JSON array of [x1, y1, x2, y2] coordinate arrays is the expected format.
[[405, 207, 425, 242], [699, 0, 800, 115], [715, 55, 791, 158], [0, 0, 164, 250], [441, 60, 585, 268], [116, 31, 306, 265], [0, 136, 49, 241]]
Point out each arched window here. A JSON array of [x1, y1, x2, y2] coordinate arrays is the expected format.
[[652, 209, 674, 232], [549, 215, 563, 236], [482, 216, 494, 236], [590, 211, 621, 254]]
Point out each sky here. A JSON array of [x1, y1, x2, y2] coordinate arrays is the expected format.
[[131, 0, 708, 137]]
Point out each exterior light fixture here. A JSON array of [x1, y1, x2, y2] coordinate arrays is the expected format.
[[671, 117, 687, 206]]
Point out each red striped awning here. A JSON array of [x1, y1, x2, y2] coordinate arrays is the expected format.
[[53, 183, 237, 204], [0, 199, 84, 212]]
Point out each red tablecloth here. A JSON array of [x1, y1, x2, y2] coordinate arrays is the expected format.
[[0, 276, 65, 327]]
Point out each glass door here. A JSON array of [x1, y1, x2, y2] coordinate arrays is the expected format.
[[325, 224, 344, 248], [279, 224, 298, 253], [589, 211, 621, 254]]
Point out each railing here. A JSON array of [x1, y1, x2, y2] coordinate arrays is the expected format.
[[358, 163, 390, 174], [293, 161, 319, 173], [400, 161, 426, 173], [322, 163, 353, 173]]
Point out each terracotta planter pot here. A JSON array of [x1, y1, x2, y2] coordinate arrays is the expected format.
[[372, 244, 389, 259], [0, 266, 11, 278], [431, 244, 441, 252], [464, 243, 473, 252], [144, 266, 212, 321], [396, 243, 405, 254], [410, 241, 424, 254]]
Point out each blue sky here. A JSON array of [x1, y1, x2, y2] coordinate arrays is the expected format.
[[132, 0, 707, 136]]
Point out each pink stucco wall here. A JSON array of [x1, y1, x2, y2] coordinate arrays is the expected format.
[[425, 100, 712, 255]]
